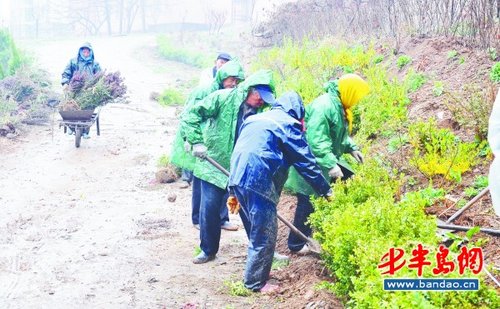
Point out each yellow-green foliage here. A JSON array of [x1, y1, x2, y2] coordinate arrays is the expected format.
[[355, 65, 410, 140], [310, 160, 498, 307], [223, 279, 252, 297], [252, 39, 376, 104], [252, 39, 410, 141], [157, 154, 170, 167], [251, 38, 498, 307], [408, 119, 480, 182]]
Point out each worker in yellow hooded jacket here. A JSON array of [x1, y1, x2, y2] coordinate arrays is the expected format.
[[284, 73, 370, 254]]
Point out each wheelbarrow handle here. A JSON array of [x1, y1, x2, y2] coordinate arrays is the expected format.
[[204, 156, 314, 245]]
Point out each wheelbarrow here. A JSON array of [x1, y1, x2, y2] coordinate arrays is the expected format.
[[59, 108, 101, 148], [205, 156, 323, 255]]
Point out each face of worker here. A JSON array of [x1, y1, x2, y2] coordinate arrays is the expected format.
[[245, 90, 264, 108], [81, 48, 91, 58], [215, 58, 228, 70], [222, 76, 239, 89]]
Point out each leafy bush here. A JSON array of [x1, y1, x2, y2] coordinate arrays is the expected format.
[[63, 71, 127, 110], [464, 175, 489, 198], [388, 134, 409, 153], [408, 120, 480, 182], [356, 65, 410, 139], [157, 154, 170, 167], [0, 28, 26, 79], [447, 50, 458, 59], [309, 160, 499, 307], [158, 87, 185, 106], [487, 48, 497, 61], [445, 83, 494, 140], [156, 35, 210, 68], [401, 185, 445, 207], [252, 39, 376, 104], [490, 62, 500, 83], [405, 70, 426, 92], [432, 80, 444, 96], [0, 67, 53, 128], [223, 279, 251, 297], [396, 55, 412, 69], [373, 54, 384, 64], [252, 37, 499, 308]]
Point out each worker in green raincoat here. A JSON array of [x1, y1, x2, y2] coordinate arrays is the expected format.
[[285, 73, 370, 254], [181, 69, 276, 264], [170, 60, 245, 231]]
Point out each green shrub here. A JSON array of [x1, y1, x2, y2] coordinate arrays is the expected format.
[[252, 39, 376, 104], [373, 54, 384, 64], [405, 70, 426, 92], [401, 185, 445, 207], [0, 28, 26, 79], [310, 159, 499, 307], [432, 80, 444, 96], [396, 55, 412, 69], [490, 62, 500, 83], [464, 175, 488, 198], [251, 37, 500, 308], [223, 279, 252, 297], [310, 160, 436, 302], [356, 65, 409, 140], [445, 84, 494, 140], [158, 87, 185, 106], [487, 47, 497, 61], [157, 154, 170, 167], [408, 120, 480, 182], [388, 134, 409, 153], [447, 50, 458, 59]]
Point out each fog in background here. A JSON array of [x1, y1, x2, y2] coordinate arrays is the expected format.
[[0, 0, 293, 40]]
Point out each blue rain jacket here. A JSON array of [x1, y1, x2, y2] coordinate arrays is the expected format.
[[229, 91, 331, 204], [61, 42, 101, 85]]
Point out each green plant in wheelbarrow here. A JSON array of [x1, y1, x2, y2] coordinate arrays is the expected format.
[[60, 70, 127, 111], [58, 71, 127, 147]]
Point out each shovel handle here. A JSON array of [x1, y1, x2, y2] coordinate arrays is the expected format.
[[205, 156, 229, 176], [277, 212, 310, 243]]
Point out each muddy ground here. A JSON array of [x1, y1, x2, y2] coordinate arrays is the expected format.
[[0, 34, 309, 308]]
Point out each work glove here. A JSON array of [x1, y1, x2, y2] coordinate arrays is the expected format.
[[328, 164, 344, 179], [226, 195, 241, 214], [192, 143, 208, 159], [350, 150, 364, 164], [184, 141, 192, 153]]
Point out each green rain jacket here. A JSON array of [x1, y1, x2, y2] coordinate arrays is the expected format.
[[285, 80, 358, 196], [170, 60, 245, 171], [181, 69, 275, 189]]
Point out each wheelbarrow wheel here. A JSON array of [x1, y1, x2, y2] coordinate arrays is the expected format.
[[75, 128, 82, 148]]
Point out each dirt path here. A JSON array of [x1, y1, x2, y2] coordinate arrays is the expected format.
[[0, 35, 273, 308]]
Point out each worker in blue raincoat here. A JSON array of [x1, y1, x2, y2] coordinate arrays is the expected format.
[[182, 70, 276, 264], [61, 42, 102, 138], [229, 91, 332, 293], [61, 42, 101, 86]]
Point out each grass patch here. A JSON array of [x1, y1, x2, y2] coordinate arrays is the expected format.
[[223, 279, 252, 297], [158, 87, 185, 106]]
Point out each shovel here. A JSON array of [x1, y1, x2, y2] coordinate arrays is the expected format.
[[204, 156, 323, 255]]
